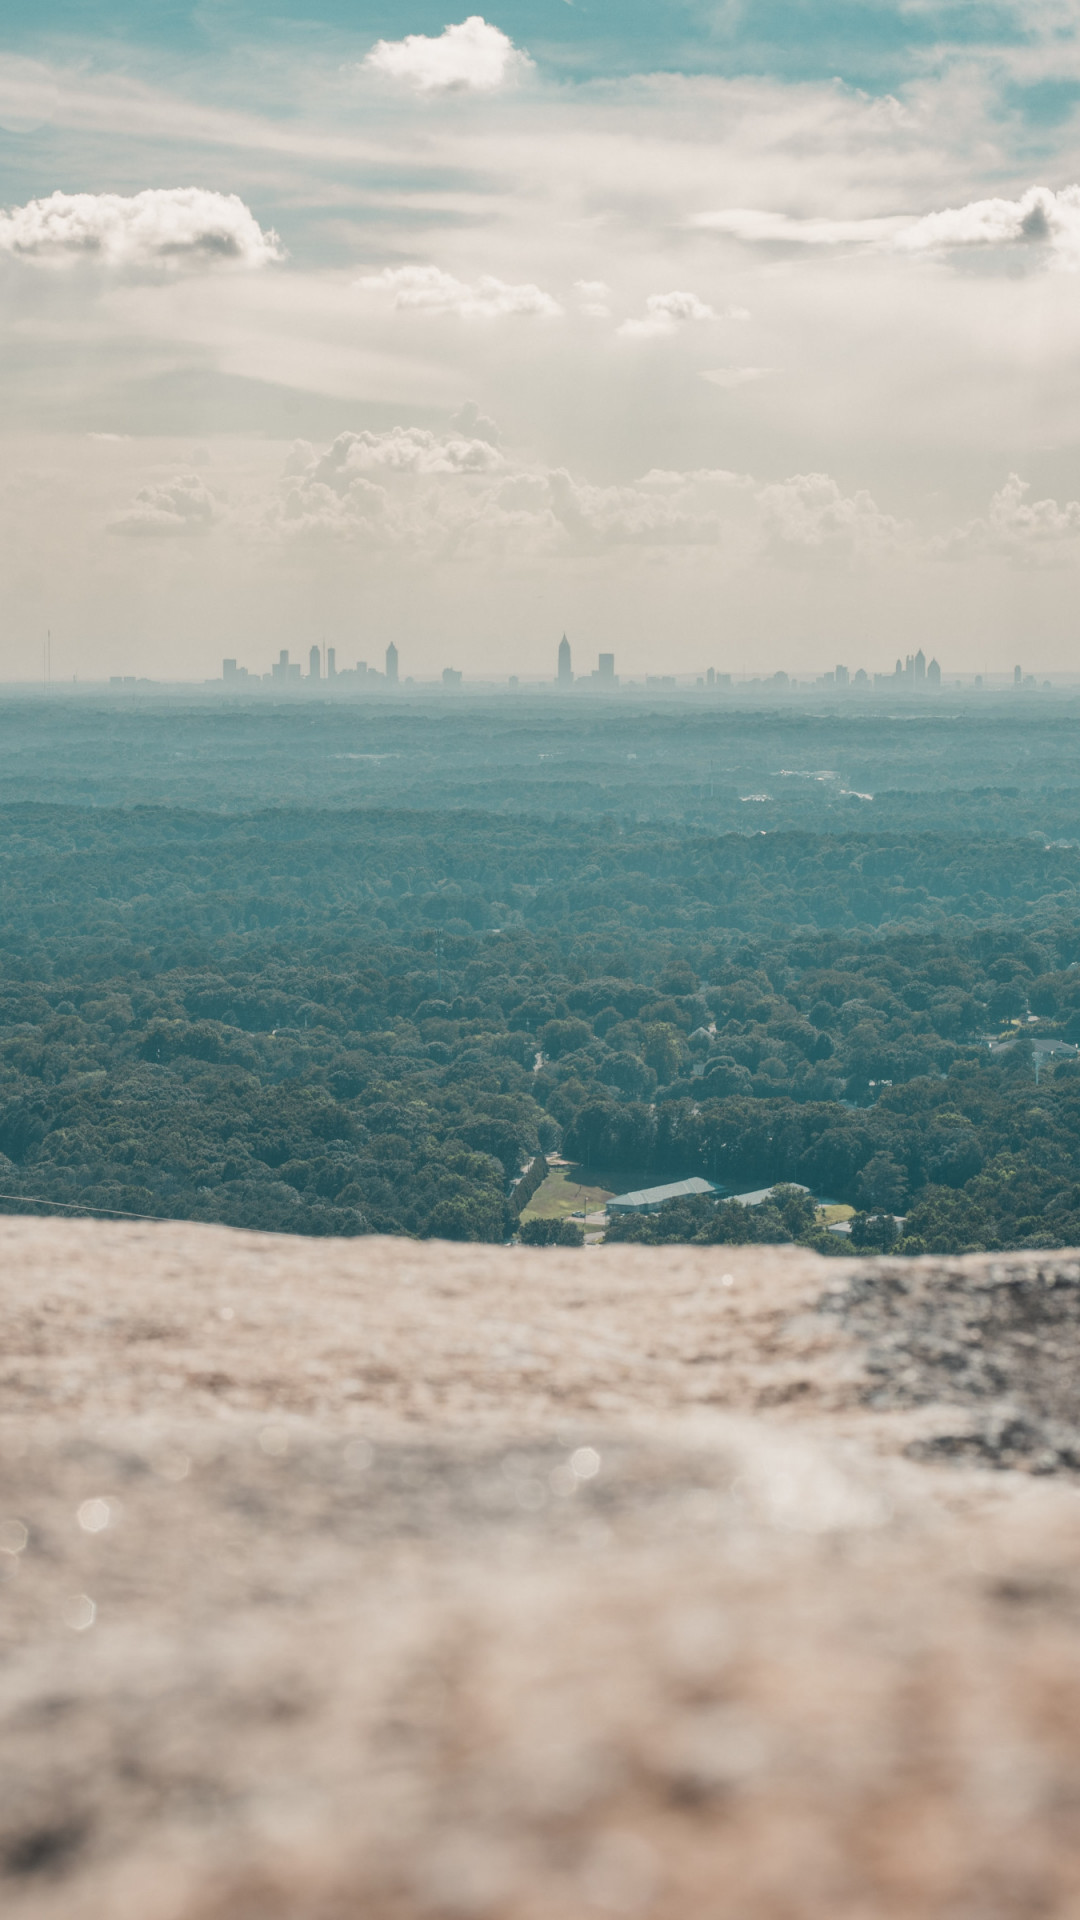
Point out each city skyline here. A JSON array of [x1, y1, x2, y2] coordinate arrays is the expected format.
[[195, 633, 1056, 696]]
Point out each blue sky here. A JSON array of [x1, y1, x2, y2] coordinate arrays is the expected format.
[[0, 0, 1048, 88], [1, 3, 1080, 679]]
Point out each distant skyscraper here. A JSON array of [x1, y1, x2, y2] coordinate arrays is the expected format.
[[326, 646, 336, 679], [835, 664, 849, 686], [557, 634, 572, 685], [271, 648, 289, 683], [597, 653, 615, 681], [386, 642, 399, 684], [309, 644, 321, 680], [1014, 664, 1022, 686], [914, 648, 926, 683], [927, 657, 941, 687], [222, 658, 237, 680]]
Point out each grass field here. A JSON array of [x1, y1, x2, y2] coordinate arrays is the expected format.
[[520, 1165, 616, 1222]]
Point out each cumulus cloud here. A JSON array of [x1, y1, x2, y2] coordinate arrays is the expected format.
[[359, 263, 562, 318], [935, 474, 1080, 564], [756, 472, 905, 563], [896, 185, 1080, 264], [268, 429, 720, 556], [110, 475, 220, 537], [293, 427, 504, 482], [617, 290, 715, 340], [0, 188, 281, 270], [363, 17, 529, 93], [451, 400, 500, 444]]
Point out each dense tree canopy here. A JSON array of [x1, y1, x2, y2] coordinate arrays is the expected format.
[[1, 789, 1080, 1252]]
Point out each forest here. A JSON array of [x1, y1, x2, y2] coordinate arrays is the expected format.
[[2, 691, 1080, 1255]]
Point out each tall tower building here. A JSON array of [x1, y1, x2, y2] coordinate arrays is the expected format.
[[386, 642, 399, 684], [557, 634, 572, 685], [309, 644, 321, 681], [326, 647, 336, 679], [914, 648, 926, 683]]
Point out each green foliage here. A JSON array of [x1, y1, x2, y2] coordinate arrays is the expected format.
[[2, 790, 1080, 1251], [604, 1184, 815, 1247], [519, 1217, 584, 1247], [849, 1211, 901, 1250], [855, 1153, 908, 1213]]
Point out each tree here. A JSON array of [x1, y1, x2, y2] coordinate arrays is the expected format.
[[849, 1211, 899, 1250], [538, 1017, 593, 1060], [520, 1218, 583, 1247], [855, 1153, 908, 1214], [640, 1022, 685, 1082]]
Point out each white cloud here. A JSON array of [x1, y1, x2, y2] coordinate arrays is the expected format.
[[638, 467, 747, 489], [617, 290, 715, 340], [694, 209, 904, 247], [267, 430, 721, 556], [935, 474, 1080, 564], [299, 427, 504, 481], [536, 470, 720, 551], [696, 186, 1080, 272], [756, 472, 906, 563], [358, 263, 562, 318], [575, 279, 612, 317], [896, 185, 1080, 265], [0, 188, 281, 270], [450, 399, 500, 443], [110, 474, 220, 537], [363, 17, 529, 94]]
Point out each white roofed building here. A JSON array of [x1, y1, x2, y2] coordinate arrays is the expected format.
[[607, 1177, 720, 1215]]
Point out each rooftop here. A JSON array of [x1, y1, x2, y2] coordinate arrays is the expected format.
[[608, 1177, 719, 1212]]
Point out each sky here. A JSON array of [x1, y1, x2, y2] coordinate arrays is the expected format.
[[3, 2, 1080, 680]]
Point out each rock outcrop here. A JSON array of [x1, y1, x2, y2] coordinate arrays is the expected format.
[[2, 1220, 1079, 1918]]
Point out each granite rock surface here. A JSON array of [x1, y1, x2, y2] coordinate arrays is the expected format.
[[1, 1220, 1079, 1919]]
